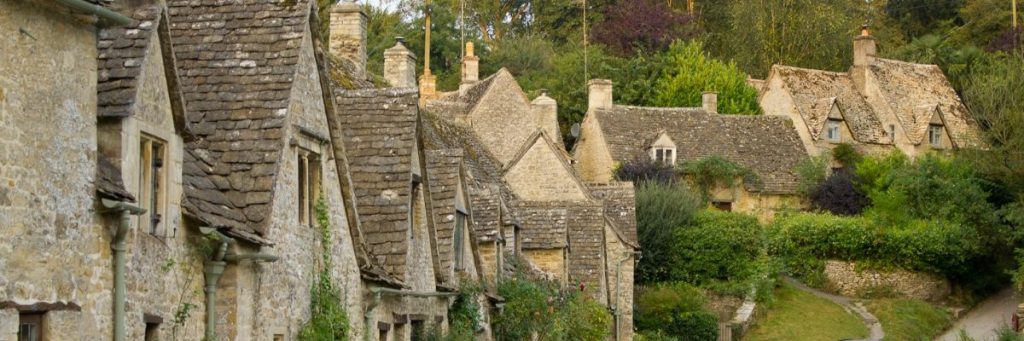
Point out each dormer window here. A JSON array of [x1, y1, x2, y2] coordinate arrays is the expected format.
[[826, 120, 842, 143], [652, 147, 675, 165], [140, 134, 167, 236], [928, 124, 944, 148]]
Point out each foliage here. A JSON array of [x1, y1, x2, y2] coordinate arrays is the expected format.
[[614, 157, 677, 185], [422, 282, 483, 341], [298, 197, 349, 341], [953, 0, 1019, 48], [886, 0, 964, 38], [745, 283, 870, 340], [653, 41, 762, 114], [591, 0, 697, 56], [865, 298, 953, 341], [679, 155, 755, 200], [493, 262, 611, 341], [485, 34, 556, 77], [634, 330, 679, 341], [831, 143, 862, 167], [672, 210, 762, 285], [808, 170, 870, 216], [796, 153, 831, 196], [634, 282, 719, 341], [887, 34, 990, 92], [963, 54, 1024, 195], [634, 182, 704, 283]]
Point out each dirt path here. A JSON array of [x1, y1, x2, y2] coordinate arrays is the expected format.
[[936, 286, 1019, 341], [783, 277, 885, 341]]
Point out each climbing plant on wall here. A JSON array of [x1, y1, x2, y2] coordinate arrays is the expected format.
[[298, 196, 350, 340]]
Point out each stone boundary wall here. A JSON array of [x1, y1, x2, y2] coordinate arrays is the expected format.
[[823, 260, 951, 301]]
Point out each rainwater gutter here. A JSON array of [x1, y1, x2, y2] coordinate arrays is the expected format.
[[100, 199, 146, 341], [613, 251, 641, 341], [199, 227, 279, 340], [52, 0, 133, 26], [364, 287, 460, 341]]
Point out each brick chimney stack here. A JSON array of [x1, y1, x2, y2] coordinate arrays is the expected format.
[[330, 3, 367, 80], [384, 37, 417, 88], [587, 79, 613, 112]]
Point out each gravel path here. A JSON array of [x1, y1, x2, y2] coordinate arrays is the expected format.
[[936, 286, 1018, 341], [783, 277, 885, 341]]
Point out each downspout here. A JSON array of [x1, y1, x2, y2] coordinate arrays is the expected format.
[[199, 228, 279, 340], [101, 199, 146, 341], [52, 0, 133, 26], [613, 251, 641, 341], [363, 287, 460, 341]]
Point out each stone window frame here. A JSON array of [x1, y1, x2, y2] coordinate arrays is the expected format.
[[297, 147, 323, 227], [139, 133, 168, 237], [928, 124, 944, 149], [825, 119, 842, 143], [711, 201, 733, 212], [651, 147, 675, 165], [453, 210, 468, 271], [19, 312, 44, 341]]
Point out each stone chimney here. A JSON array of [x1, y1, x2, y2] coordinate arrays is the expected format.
[[702, 92, 718, 114], [587, 79, 613, 112], [384, 37, 417, 88], [330, 3, 367, 80], [532, 92, 561, 147], [462, 42, 480, 84], [852, 25, 877, 93]]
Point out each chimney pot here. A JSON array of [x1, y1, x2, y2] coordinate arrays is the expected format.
[[587, 79, 613, 111], [330, 3, 368, 80], [702, 92, 718, 114]]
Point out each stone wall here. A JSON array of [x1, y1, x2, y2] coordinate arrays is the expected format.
[[503, 139, 588, 202], [604, 225, 635, 341], [823, 260, 951, 301], [523, 249, 566, 282], [573, 113, 616, 183]]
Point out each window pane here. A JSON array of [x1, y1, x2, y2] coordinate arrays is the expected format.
[[655, 149, 663, 162], [454, 212, 466, 270], [298, 153, 307, 225], [665, 149, 673, 164]]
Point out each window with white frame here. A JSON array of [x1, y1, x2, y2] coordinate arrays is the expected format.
[[297, 148, 322, 226], [139, 134, 167, 236], [825, 120, 842, 143], [929, 125, 944, 148], [652, 147, 675, 165]]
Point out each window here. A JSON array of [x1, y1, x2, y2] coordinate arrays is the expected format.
[[453, 211, 467, 271], [19, 313, 43, 341], [140, 135, 167, 236], [273, 335, 284, 341], [144, 322, 159, 341], [929, 125, 943, 148], [298, 149, 322, 226], [652, 147, 675, 165], [826, 120, 842, 143], [712, 201, 732, 212], [411, 320, 425, 341], [888, 124, 896, 141]]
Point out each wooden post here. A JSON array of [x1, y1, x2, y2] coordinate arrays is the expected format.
[[424, 0, 432, 76]]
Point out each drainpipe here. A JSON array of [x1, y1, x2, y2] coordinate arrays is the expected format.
[[101, 199, 146, 341], [199, 227, 279, 340], [613, 251, 641, 341], [363, 287, 460, 341], [52, 0, 133, 26]]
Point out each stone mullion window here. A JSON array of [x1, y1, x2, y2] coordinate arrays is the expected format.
[[139, 134, 167, 236], [453, 210, 467, 271], [298, 149, 322, 226]]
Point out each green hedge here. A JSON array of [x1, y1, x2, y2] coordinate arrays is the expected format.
[[635, 283, 719, 341], [673, 210, 763, 285]]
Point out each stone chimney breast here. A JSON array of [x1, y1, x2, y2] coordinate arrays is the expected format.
[[587, 79, 613, 111], [462, 42, 479, 84], [330, 3, 367, 80], [702, 92, 718, 114], [384, 37, 417, 88], [853, 25, 877, 68]]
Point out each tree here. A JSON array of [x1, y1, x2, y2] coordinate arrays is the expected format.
[[953, 0, 1018, 48], [633, 183, 704, 283], [963, 54, 1024, 195], [887, 34, 989, 92], [461, 0, 531, 44], [653, 41, 761, 114], [590, 0, 697, 56], [886, 0, 964, 38]]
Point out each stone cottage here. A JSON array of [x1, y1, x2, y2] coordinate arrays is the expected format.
[[420, 46, 641, 341], [572, 81, 809, 221], [756, 27, 984, 159]]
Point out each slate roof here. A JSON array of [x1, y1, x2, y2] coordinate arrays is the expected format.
[[868, 58, 982, 147], [167, 0, 312, 234], [586, 182, 638, 247], [771, 65, 888, 143], [593, 105, 809, 194], [425, 149, 464, 285], [334, 87, 420, 280], [181, 149, 270, 245], [97, 7, 161, 118], [96, 155, 136, 202]]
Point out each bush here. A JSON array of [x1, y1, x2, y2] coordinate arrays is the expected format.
[[634, 183, 704, 283], [680, 155, 756, 200], [493, 264, 611, 341], [808, 170, 869, 216], [673, 210, 763, 285], [831, 143, 863, 167], [635, 283, 719, 341], [654, 41, 762, 115], [616, 157, 678, 185]]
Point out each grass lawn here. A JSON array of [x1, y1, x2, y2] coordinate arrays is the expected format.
[[744, 283, 869, 341], [865, 298, 952, 341]]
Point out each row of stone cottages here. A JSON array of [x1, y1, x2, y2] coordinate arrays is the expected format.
[[0, 1, 637, 341]]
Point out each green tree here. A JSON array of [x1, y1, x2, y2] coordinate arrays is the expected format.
[[952, 0, 1018, 48], [653, 41, 760, 114], [633, 183, 704, 283], [886, 0, 964, 38]]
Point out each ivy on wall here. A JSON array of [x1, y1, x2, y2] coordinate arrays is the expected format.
[[299, 197, 350, 340]]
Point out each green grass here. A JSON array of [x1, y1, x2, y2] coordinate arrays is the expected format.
[[745, 283, 869, 341], [865, 298, 952, 341]]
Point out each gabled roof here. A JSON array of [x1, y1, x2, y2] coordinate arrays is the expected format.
[[425, 149, 465, 285], [769, 65, 887, 143], [868, 58, 982, 147], [592, 105, 809, 194], [168, 0, 314, 234], [334, 87, 420, 280], [586, 182, 638, 248]]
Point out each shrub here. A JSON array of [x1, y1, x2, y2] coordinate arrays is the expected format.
[[795, 153, 831, 196], [679, 155, 756, 200], [635, 183, 704, 283], [831, 143, 863, 167], [672, 210, 763, 285], [808, 170, 869, 216], [493, 263, 611, 341], [635, 330, 679, 341], [635, 283, 719, 341], [616, 157, 677, 185], [654, 41, 762, 115], [298, 198, 349, 340]]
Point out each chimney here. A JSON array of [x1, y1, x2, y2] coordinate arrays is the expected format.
[[702, 92, 718, 114], [384, 37, 417, 88], [587, 79, 613, 111], [330, 3, 367, 80], [532, 92, 560, 147], [853, 25, 877, 68], [461, 42, 480, 84]]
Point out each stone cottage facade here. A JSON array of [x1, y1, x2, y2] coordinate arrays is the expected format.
[[573, 81, 810, 221], [756, 27, 984, 159]]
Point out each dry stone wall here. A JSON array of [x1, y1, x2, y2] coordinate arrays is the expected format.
[[824, 260, 951, 301]]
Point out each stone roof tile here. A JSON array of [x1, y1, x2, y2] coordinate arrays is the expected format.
[[425, 149, 464, 285], [771, 65, 888, 143], [97, 7, 161, 118], [96, 155, 136, 202]]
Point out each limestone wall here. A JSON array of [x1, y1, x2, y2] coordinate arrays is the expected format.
[[573, 113, 616, 183], [823, 260, 951, 301], [523, 249, 566, 282], [604, 226, 635, 341], [503, 139, 588, 202]]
